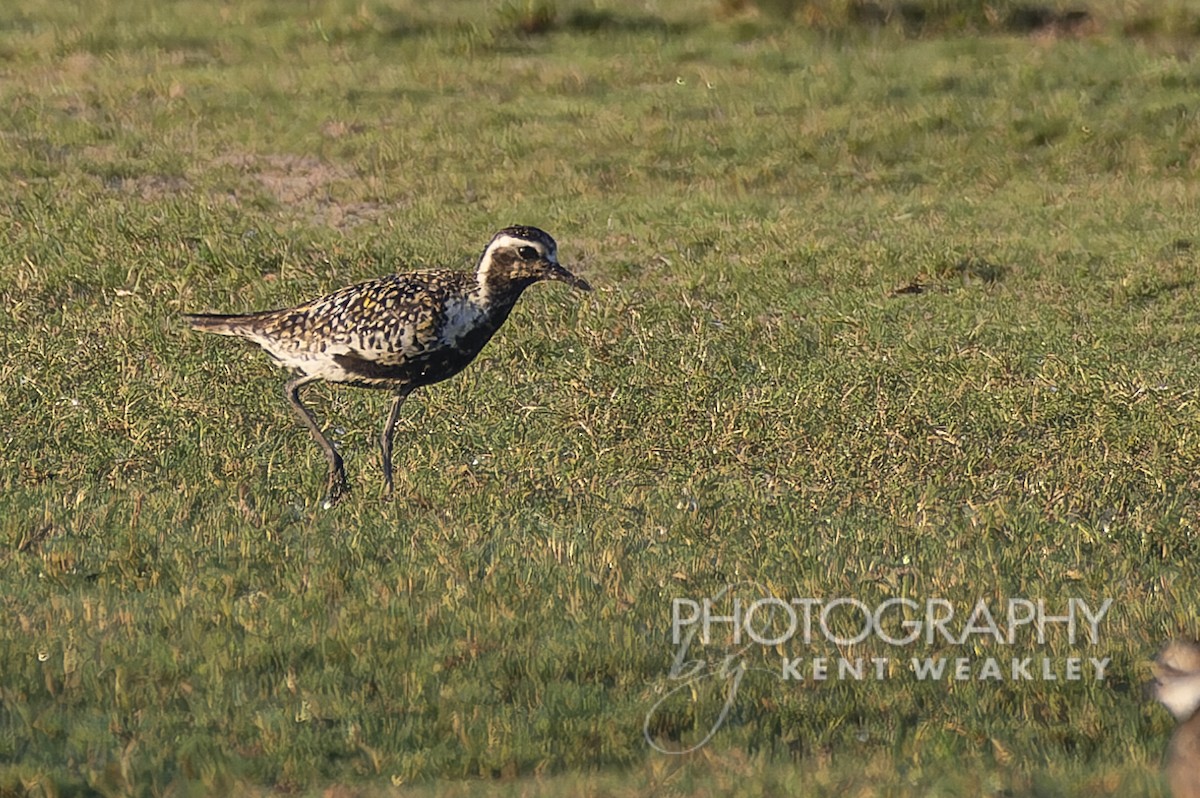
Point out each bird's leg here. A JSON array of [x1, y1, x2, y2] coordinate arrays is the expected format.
[[380, 388, 411, 497], [284, 375, 349, 504]]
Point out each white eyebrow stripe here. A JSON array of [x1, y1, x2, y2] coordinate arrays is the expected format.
[[476, 236, 537, 291], [487, 235, 547, 254]]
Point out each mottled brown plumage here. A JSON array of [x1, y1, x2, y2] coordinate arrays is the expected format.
[[185, 225, 590, 503]]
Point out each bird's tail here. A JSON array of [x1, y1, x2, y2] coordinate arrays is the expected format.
[[183, 312, 269, 338]]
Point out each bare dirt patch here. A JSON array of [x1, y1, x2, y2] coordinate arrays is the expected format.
[[89, 151, 391, 229], [211, 152, 393, 229], [215, 153, 349, 205], [118, 174, 191, 200]]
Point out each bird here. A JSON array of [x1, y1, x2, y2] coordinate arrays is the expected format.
[[184, 225, 590, 504], [1152, 639, 1200, 798]]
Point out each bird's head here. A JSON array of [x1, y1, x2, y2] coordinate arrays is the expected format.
[[476, 226, 592, 295], [1152, 640, 1200, 721]]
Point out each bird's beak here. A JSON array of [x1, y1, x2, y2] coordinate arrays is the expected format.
[[546, 261, 592, 292]]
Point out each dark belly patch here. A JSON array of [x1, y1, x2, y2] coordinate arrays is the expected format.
[[332, 352, 412, 382], [332, 348, 481, 389]]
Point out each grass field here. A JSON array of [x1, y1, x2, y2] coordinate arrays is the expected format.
[[4, 0, 1200, 794]]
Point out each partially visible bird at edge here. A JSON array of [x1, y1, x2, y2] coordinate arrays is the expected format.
[[1152, 639, 1200, 798], [183, 225, 591, 505]]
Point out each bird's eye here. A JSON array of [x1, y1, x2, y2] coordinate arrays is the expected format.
[[518, 245, 539, 260]]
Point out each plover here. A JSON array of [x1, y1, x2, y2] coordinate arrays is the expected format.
[[1152, 639, 1200, 798], [184, 225, 590, 503]]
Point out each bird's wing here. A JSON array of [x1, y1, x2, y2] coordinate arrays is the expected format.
[[304, 272, 470, 363]]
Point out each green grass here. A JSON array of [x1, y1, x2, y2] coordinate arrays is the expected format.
[[3, 0, 1200, 794]]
